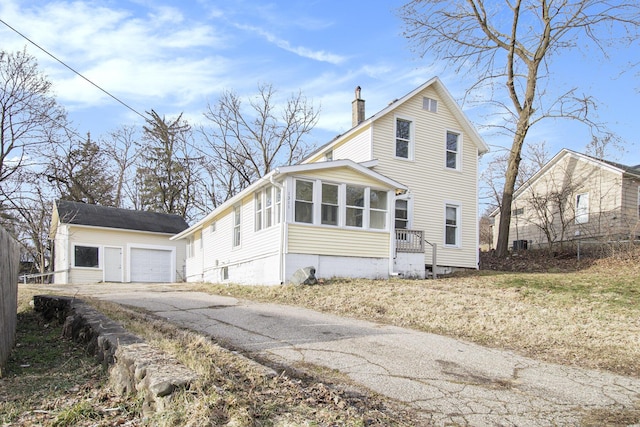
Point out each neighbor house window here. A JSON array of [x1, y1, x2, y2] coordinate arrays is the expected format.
[[395, 200, 408, 230], [395, 118, 412, 159], [255, 192, 263, 231], [513, 207, 524, 216], [295, 179, 314, 224], [346, 185, 365, 227], [233, 205, 241, 247], [321, 183, 339, 226], [74, 245, 99, 268], [221, 266, 229, 281], [446, 131, 459, 169], [369, 190, 387, 229], [575, 193, 589, 224], [445, 204, 459, 246], [423, 97, 438, 113]]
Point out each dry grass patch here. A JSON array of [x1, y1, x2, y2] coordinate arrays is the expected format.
[[92, 299, 416, 426], [196, 255, 640, 378]]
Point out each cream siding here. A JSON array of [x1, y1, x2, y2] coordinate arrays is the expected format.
[[58, 225, 185, 284], [370, 86, 479, 269], [287, 224, 389, 258], [332, 127, 372, 162], [293, 167, 389, 188]]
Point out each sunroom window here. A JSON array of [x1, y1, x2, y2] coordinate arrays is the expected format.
[[346, 185, 365, 227]]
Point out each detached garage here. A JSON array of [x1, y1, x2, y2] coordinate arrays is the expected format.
[[50, 200, 189, 284]]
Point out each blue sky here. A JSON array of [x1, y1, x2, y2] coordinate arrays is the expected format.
[[1, 0, 639, 168]]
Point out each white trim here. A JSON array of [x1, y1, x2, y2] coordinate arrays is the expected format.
[[394, 114, 415, 161], [444, 202, 462, 248], [72, 243, 100, 269], [445, 129, 463, 171]]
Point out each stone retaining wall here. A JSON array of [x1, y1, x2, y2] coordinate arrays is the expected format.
[[33, 295, 198, 414]]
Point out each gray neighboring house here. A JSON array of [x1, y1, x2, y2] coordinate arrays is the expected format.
[[50, 200, 189, 284]]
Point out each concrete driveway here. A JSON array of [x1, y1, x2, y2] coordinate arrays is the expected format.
[[35, 282, 640, 426]]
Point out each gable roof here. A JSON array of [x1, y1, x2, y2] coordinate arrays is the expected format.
[[172, 159, 408, 240], [302, 77, 489, 163], [53, 200, 189, 234], [490, 148, 640, 217]]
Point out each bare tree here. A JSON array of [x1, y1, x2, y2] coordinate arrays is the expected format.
[[201, 83, 319, 202], [481, 140, 551, 211], [0, 49, 66, 194], [584, 134, 624, 160], [45, 132, 116, 205], [102, 125, 141, 208], [400, 0, 640, 257]]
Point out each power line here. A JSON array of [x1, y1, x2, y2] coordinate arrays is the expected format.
[[0, 17, 147, 121]]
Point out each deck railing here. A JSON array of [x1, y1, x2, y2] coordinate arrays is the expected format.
[[395, 229, 424, 253]]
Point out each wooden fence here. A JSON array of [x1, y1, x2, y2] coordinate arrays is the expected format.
[[0, 226, 19, 377]]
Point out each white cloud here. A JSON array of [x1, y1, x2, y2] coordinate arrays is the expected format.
[[235, 23, 347, 65]]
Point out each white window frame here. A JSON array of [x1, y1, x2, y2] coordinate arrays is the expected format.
[[423, 96, 438, 113], [444, 203, 461, 247], [321, 182, 340, 226], [575, 192, 589, 224], [445, 130, 461, 170], [186, 237, 194, 258], [275, 187, 282, 224], [73, 244, 100, 268], [345, 185, 366, 228], [394, 198, 411, 230], [255, 192, 263, 232], [369, 189, 388, 230], [394, 116, 414, 161], [294, 179, 314, 224], [233, 205, 241, 247]]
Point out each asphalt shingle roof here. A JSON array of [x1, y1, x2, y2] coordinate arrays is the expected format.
[[55, 200, 189, 234]]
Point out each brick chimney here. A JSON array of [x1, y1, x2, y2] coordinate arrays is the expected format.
[[352, 86, 365, 127]]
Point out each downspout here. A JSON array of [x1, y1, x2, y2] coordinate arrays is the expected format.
[[270, 172, 286, 284]]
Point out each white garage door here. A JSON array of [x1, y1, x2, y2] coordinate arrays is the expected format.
[[130, 248, 173, 282]]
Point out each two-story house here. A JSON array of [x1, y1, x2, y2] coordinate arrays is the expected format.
[[173, 78, 489, 285]]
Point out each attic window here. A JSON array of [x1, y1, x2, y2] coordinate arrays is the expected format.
[[325, 150, 333, 161], [423, 97, 438, 113]]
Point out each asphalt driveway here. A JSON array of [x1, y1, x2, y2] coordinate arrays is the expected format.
[[35, 282, 640, 426]]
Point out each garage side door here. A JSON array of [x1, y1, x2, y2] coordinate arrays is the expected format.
[[130, 248, 173, 282]]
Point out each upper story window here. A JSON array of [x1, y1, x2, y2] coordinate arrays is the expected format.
[[233, 205, 241, 247], [575, 193, 589, 224], [295, 179, 314, 224], [445, 204, 460, 246], [513, 207, 524, 216], [346, 185, 365, 227], [395, 118, 412, 159], [446, 131, 460, 169], [369, 190, 388, 229], [74, 245, 99, 268], [423, 97, 438, 113], [321, 183, 339, 226]]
